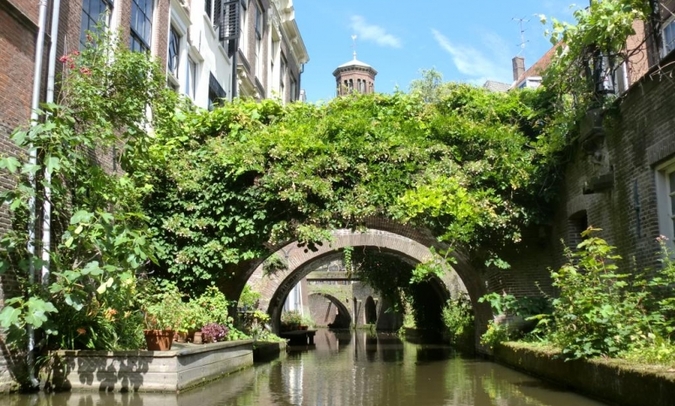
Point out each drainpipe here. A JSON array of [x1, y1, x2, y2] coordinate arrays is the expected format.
[[26, 0, 49, 389], [231, 40, 238, 98], [43, 0, 61, 289]]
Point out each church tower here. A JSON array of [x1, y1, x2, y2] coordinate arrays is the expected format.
[[332, 37, 377, 96]]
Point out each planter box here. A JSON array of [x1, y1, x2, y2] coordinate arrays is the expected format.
[[48, 340, 254, 392], [494, 342, 675, 406]]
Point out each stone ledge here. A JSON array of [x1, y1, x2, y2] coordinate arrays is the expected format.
[[252, 341, 287, 363], [494, 342, 675, 406], [48, 340, 254, 392]]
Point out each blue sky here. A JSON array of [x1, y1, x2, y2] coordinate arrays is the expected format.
[[293, 0, 579, 103]]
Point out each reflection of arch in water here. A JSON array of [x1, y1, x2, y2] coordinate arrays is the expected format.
[[365, 296, 377, 324], [308, 292, 352, 329]]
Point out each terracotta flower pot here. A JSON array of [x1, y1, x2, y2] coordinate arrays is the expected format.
[[144, 329, 175, 351], [175, 331, 188, 343]]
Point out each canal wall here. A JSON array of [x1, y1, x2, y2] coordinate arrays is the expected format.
[[48, 340, 254, 392], [494, 342, 675, 406]]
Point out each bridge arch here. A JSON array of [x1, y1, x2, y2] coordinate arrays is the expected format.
[[245, 228, 492, 341], [308, 292, 352, 328]]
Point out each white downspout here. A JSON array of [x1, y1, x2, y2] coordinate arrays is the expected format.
[[43, 0, 61, 288], [27, 0, 49, 389]]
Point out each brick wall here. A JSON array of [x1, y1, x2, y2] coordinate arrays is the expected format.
[[556, 54, 675, 269], [501, 51, 675, 301], [0, 0, 39, 392], [0, 0, 174, 389]]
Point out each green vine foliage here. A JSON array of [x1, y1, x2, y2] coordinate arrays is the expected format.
[[0, 32, 173, 352], [146, 85, 562, 293], [442, 294, 474, 345], [546, 228, 672, 360], [541, 0, 652, 124]]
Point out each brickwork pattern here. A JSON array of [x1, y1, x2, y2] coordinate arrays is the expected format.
[[0, 0, 38, 392], [560, 53, 675, 270], [307, 292, 350, 327]]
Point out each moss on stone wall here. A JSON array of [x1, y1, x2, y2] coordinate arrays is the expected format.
[[494, 342, 675, 406]]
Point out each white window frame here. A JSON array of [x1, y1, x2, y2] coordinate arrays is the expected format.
[[167, 2, 190, 92], [167, 25, 181, 85], [185, 56, 198, 100], [240, 1, 249, 55], [656, 158, 675, 250], [662, 15, 675, 58]]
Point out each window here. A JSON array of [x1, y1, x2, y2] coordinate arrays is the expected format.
[[205, 0, 221, 33], [615, 61, 629, 94], [663, 17, 675, 57], [656, 161, 675, 246], [240, 2, 248, 53], [290, 77, 297, 101], [130, 0, 154, 52], [254, 3, 263, 78], [254, 2, 263, 39], [80, 0, 112, 48], [185, 57, 198, 100], [205, 0, 213, 19], [280, 54, 287, 99], [208, 72, 226, 111], [168, 26, 180, 78]]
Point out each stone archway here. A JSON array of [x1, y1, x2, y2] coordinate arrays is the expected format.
[[308, 292, 352, 328], [245, 228, 492, 341]]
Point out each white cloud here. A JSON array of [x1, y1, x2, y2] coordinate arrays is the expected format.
[[350, 15, 402, 49], [431, 29, 512, 84]]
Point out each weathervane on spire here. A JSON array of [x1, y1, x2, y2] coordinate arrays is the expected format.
[[351, 34, 357, 60]]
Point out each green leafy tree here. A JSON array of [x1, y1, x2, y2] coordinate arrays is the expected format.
[[541, 0, 652, 121], [146, 87, 561, 294], [0, 32, 173, 354]]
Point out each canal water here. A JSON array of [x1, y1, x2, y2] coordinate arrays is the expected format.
[[6, 329, 606, 406]]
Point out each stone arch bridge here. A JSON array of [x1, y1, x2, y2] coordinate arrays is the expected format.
[[244, 225, 494, 338]]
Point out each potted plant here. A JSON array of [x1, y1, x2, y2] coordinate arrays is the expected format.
[[300, 314, 315, 330], [179, 301, 209, 344], [142, 286, 185, 351], [280, 310, 304, 331], [201, 323, 229, 343]]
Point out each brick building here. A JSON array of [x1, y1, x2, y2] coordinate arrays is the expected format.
[[0, 0, 307, 391], [486, 1, 675, 298]]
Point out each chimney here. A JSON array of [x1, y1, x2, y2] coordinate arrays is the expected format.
[[512, 56, 525, 81]]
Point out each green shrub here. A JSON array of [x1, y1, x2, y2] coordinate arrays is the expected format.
[[549, 228, 650, 359], [480, 320, 509, 349], [442, 294, 474, 345]]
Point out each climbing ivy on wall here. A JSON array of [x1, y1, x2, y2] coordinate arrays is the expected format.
[[145, 86, 562, 293], [540, 0, 654, 128]]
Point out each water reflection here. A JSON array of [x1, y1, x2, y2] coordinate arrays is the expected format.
[[6, 330, 606, 406]]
